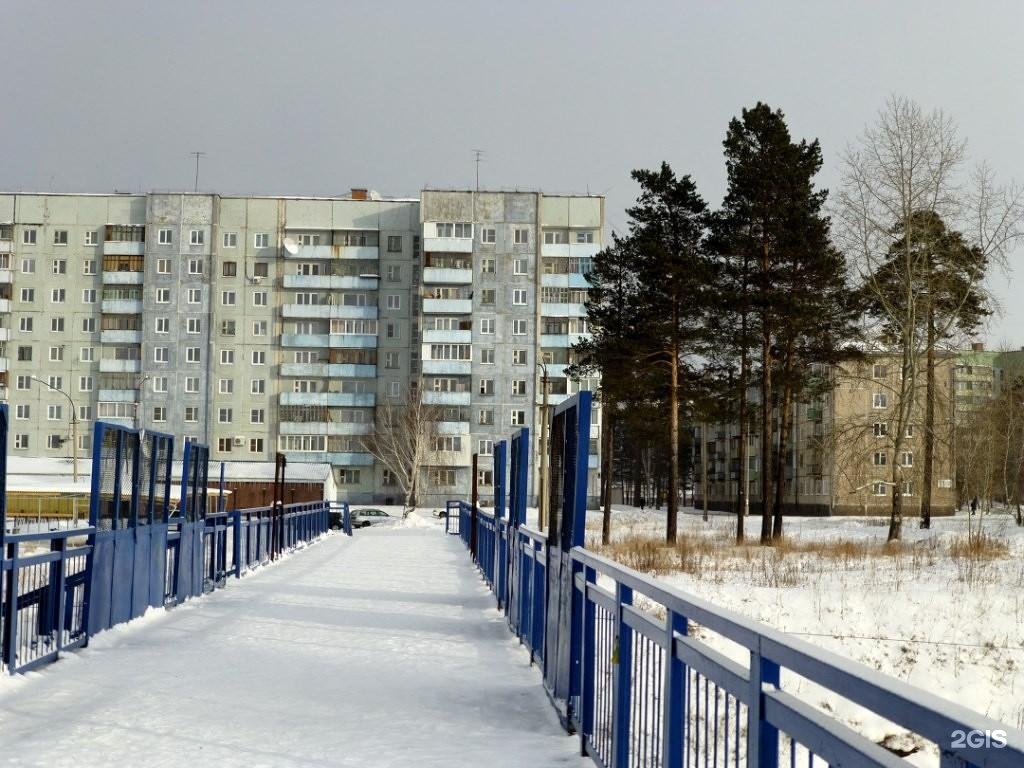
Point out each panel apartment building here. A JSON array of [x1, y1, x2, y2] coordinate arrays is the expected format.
[[0, 188, 602, 508]]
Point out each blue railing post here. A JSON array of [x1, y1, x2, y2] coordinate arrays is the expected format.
[[4, 542, 19, 673], [662, 609, 688, 768], [748, 647, 781, 768], [580, 563, 597, 756], [232, 511, 242, 578], [611, 583, 634, 768]]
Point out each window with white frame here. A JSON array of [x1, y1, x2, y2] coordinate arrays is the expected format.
[[512, 349, 527, 365], [478, 439, 493, 456], [254, 233, 269, 248], [21, 257, 35, 273], [512, 379, 527, 396], [513, 228, 529, 245], [19, 317, 32, 332], [252, 350, 266, 365], [512, 319, 527, 335], [480, 348, 494, 364], [873, 452, 887, 466], [84, 230, 98, 246], [153, 406, 167, 422], [154, 346, 169, 363], [155, 317, 169, 334], [188, 258, 203, 275], [513, 258, 528, 275], [15, 404, 30, 419], [253, 320, 268, 336], [83, 260, 97, 275], [15, 434, 29, 449], [221, 290, 236, 306], [512, 288, 527, 305], [479, 378, 494, 395], [219, 378, 234, 394], [873, 422, 887, 437], [185, 377, 199, 393], [158, 228, 173, 245], [187, 288, 201, 304], [251, 379, 265, 394], [253, 290, 267, 306], [47, 404, 63, 420], [80, 347, 94, 362], [477, 469, 494, 487], [511, 409, 526, 426], [480, 318, 495, 334], [218, 408, 232, 423], [250, 409, 265, 424], [481, 227, 496, 244], [184, 407, 199, 423], [82, 317, 95, 332], [156, 289, 170, 304], [220, 350, 234, 364], [22, 228, 36, 245], [386, 294, 401, 310], [575, 230, 595, 243], [187, 318, 201, 334], [51, 288, 66, 303], [872, 393, 888, 408], [157, 258, 171, 274], [153, 377, 168, 393], [223, 232, 238, 248], [249, 438, 264, 453], [186, 347, 201, 363], [189, 229, 204, 245], [872, 482, 887, 496], [900, 452, 913, 467]]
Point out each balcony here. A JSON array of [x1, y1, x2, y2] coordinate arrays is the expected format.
[[540, 242, 600, 259], [0, 269, 12, 284], [280, 363, 377, 378], [101, 299, 143, 314], [422, 267, 473, 284], [282, 451, 375, 466], [423, 236, 473, 254], [102, 270, 145, 285], [422, 329, 472, 344], [426, 446, 473, 466], [103, 241, 145, 256], [422, 360, 472, 375], [536, 391, 573, 406], [99, 389, 139, 402], [541, 273, 590, 289], [99, 359, 142, 373], [436, 421, 470, 435], [279, 422, 373, 436], [100, 330, 142, 344], [539, 333, 591, 348], [421, 391, 471, 406], [0, 240, 11, 254], [0, 299, 10, 313], [0, 357, 7, 373], [423, 298, 472, 314], [540, 302, 588, 318], [282, 304, 378, 320], [0, 328, 9, 341], [279, 392, 376, 407], [287, 245, 379, 260], [282, 274, 379, 290], [280, 333, 378, 349]]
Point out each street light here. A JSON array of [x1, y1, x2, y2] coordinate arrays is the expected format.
[[29, 375, 79, 482], [537, 362, 550, 530]]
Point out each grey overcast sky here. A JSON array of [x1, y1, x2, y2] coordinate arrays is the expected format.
[[2, 0, 1022, 343]]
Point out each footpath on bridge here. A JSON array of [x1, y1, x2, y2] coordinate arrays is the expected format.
[[0, 521, 587, 768]]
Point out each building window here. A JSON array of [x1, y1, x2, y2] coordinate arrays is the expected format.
[[156, 288, 170, 304], [221, 320, 236, 337], [153, 377, 168, 393], [387, 235, 402, 252], [19, 317, 33, 332], [431, 469, 456, 487], [479, 379, 494, 395], [51, 288, 66, 303], [220, 350, 235, 364], [187, 318, 202, 334], [513, 258, 528, 275], [902, 481, 914, 497], [480, 348, 494, 364], [576, 230, 595, 244], [249, 438, 264, 453], [22, 228, 36, 245], [386, 264, 401, 281], [186, 347, 201, 363], [339, 469, 362, 485], [51, 316, 65, 331], [80, 346, 94, 361], [185, 377, 200, 393], [512, 288, 527, 305], [81, 288, 96, 303], [905, 424, 915, 438], [218, 408, 233, 424], [187, 288, 201, 304], [17, 346, 32, 361], [481, 258, 495, 274], [83, 259, 97, 275], [513, 349, 527, 365], [512, 379, 527, 396], [481, 228, 496, 244], [222, 261, 237, 277], [253, 261, 269, 277], [511, 409, 526, 426], [254, 233, 269, 248], [153, 406, 167, 423], [480, 318, 495, 335], [223, 232, 238, 248], [873, 422, 887, 437], [219, 378, 234, 395], [155, 317, 170, 333], [184, 407, 199, 423], [49, 346, 64, 362], [873, 452, 887, 466], [250, 409, 265, 424], [20, 288, 34, 303], [16, 376, 30, 390], [52, 259, 67, 274], [872, 393, 888, 409], [513, 228, 529, 245], [384, 351, 399, 369], [221, 290, 236, 306], [217, 438, 233, 453], [478, 439, 493, 456], [872, 482, 888, 496], [872, 364, 889, 378], [14, 434, 29, 450], [47, 404, 63, 421], [84, 230, 98, 246], [154, 346, 169, 363], [157, 258, 171, 274], [512, 319, 527, 335], [21, 257, 35, 273], [251, 379, 266, 394], [189, 229, 204, 245], [158, 228, 173, 245], [386, 294, 401, 310], [900, 452, 913, 467], [253, 291, 268, 306], [252, 350, 266, 365], [253, 320, 268, 336], [477, 469, 494, 487], [15, 405, 30, 420], [188, 258, 203, 275], [480, 289, 495, 305]]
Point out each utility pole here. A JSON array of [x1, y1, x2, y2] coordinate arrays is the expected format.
[[472, 149, 483, 192], [190, 151, 206, 193], [537, 363, 550, 530]]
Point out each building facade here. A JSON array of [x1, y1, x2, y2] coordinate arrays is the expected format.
[[0, 188, 603, 508]]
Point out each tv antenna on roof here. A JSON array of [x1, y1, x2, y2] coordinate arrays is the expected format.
[[472, 149, 484, 192], [190, 151, 206, 192]]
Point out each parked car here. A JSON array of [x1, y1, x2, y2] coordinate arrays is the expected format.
[[350, 508, 395, 528], [328, 509, 346, 530]]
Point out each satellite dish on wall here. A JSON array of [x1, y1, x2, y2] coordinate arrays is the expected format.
[[283, 237, 299, 254]]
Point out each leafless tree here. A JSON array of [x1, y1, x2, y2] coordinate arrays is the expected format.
[[360, 383, 443, 517], [835, 96, 1024, 540]]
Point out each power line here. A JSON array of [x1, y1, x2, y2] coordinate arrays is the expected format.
[[472, 149, 484, 192], [190, 151, 206, 193]]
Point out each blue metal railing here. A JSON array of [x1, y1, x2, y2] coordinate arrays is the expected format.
[[449, 387, 1024, 768]]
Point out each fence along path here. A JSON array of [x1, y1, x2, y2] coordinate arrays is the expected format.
[[0, 525, 587, 768]]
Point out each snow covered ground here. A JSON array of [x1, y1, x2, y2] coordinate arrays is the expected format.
[[0, 520, 586, 768], [583, 504, 1024, 763]]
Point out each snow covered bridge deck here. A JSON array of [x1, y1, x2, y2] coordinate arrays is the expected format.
[[0, 525, 586, 768]]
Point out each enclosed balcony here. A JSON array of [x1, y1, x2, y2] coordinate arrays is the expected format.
[[279, 363, 377, 378], [103, 226, 146, 256], [422, 360, 472, 375], [421, 391, 471, 406], [423, 298, 473, 314], [540, 241, 600, 259], [101, 299, 143, 314], [282, 274, 379, 290], [540, 303, 588, 318], [99, 359, 142, 374], [282, 304, 378, 321], [100, 330, 142, 344], [0, 299, 10, 314], [422, 329, 472, 344], [279, 392, 376, 408], [423, 236, 474, 254], [422, 267, 473, 284]]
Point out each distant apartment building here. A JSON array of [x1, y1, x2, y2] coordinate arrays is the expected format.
[[694, 355, 958, 516], [0, 188, 603, 508]]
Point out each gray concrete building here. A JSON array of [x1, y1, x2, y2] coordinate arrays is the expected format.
[[0, 188, 602, 507]]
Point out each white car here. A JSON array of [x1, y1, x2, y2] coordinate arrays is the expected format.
[[350, 508, 397, 528]]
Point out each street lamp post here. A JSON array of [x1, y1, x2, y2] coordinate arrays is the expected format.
[[30, 376, 79, 482], [537, 362, 550, 531]]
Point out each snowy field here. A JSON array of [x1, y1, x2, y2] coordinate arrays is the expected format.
[[0, 521, 585, 768], [582, 504, 1024, 763]]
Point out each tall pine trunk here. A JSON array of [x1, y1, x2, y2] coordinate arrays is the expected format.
[[772, 344, 795, 539], [667, 334, 680, 543], [601, 410, 614, 545], [921, 304, 936, 528], [736, 344, 748, 543]]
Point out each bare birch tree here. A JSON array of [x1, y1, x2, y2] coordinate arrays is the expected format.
[[360, 383, 443, 517], [835, 96, 1023, 540]]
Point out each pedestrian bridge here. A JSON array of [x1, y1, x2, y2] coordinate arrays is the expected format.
[[2, 397, 1023, 767]]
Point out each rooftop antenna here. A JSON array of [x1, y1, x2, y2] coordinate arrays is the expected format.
[[472, 149, 484, 192], [190, 151, 206, 192]]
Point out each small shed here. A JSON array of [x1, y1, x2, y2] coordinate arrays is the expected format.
[[172, 461, 336, 509]]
